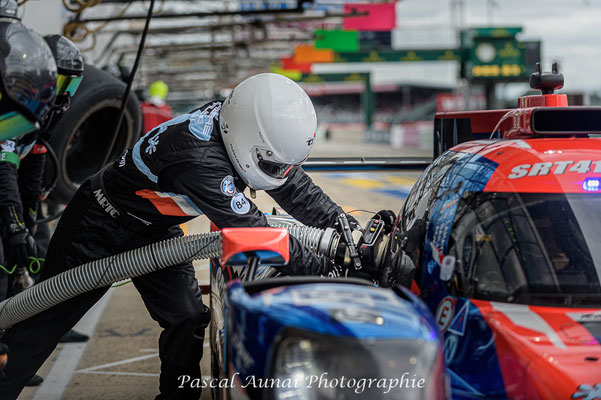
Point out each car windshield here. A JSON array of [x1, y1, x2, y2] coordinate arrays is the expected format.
[[450, 192, 601, 307]]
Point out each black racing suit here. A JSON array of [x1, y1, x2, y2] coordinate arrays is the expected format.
[[0, 101, 355, 399], [0, 138, 46, 300]]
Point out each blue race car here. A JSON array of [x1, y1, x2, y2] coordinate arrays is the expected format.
[[209, 226, 448, 400]]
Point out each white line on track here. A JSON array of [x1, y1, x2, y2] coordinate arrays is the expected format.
[[77, 353, 159, 372], [32, 289, 115, 400], [74, 342, 210, 373], [76, 370, 159, 378], [75, 371, 211, 380]]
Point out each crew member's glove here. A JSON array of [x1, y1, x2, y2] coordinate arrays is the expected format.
[[1, 206, 38, 269], [378, 219, 427, 288], [6, 229, 38, 269], [21, 197, 39, 235], [351, 210, 397, 284], [396, 219, 427, 267], [5, 227, 38, 292]]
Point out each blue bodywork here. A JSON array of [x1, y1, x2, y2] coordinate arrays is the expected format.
[[226, 281, 441, 381], [210, 245, 447, 400]]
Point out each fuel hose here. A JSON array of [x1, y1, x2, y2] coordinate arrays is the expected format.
[[0, 224, 334, 330]]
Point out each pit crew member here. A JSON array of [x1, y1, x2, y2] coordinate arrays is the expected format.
[[0, 73, 398, 399]]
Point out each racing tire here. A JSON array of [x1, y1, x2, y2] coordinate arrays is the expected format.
[[210, 294, 223, 400], [46, 64, 142, 204], [210, 346, 223, 400]]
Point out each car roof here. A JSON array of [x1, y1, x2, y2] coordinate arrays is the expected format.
[[451, 138, 601, 193]]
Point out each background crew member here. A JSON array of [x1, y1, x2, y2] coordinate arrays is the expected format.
[[0, 16, 58, 387], [141, 80, 173, 132]]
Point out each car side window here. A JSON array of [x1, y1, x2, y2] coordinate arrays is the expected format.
[[401, 151, 459, 231], [400, 167, 431, 231]]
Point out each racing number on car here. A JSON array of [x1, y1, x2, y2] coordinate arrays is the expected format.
[[435, 296, 455, 333]]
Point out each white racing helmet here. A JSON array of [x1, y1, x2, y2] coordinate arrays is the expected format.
[[219, 73, 317, 190]]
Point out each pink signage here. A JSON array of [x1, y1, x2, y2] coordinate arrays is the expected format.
[[343, 3, 396, 31]]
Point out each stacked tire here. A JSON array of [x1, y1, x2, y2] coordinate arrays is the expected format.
[[46, 64, 142, 204]]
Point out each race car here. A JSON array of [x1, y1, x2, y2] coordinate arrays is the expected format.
[[209, 221, 447, 400], [210, 63, 601, 400], [392, 64, 601, 399]]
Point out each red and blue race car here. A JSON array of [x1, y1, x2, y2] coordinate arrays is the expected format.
[[206, 64, 600, 400], [392, 64, 601, 399]]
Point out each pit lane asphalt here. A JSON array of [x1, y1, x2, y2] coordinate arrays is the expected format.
[[17, 147, 425, 400]]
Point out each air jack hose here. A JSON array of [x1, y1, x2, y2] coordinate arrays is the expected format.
[[0, 224, 335, 330]]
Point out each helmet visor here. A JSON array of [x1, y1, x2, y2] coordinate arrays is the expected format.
[[258, 159, 294, 179], [56, 74, 82, 97], [0, 111, 38, 141], [0, 21, 57, 123]]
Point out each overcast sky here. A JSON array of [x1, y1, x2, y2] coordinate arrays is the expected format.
[[21, 0, 601, 95], [322, 0, 601, 95]]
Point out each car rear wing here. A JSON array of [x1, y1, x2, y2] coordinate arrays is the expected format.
[[434, 65, 601, 158], [303, 156, 432, 171], [434, 106, 601, 158], [433, 109, 510, 158]]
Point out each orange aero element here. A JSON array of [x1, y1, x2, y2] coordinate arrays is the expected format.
[[220, 228, 289, 266]]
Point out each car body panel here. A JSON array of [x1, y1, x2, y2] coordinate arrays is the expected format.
[[210, 239, 446, 399], [471, 301, 601, 399], [226, 280, 442, 380], [401, 131, 601, 398]]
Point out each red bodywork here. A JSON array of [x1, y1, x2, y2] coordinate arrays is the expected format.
[[434, 92, 601, 398], [472, 300, 601, 400]]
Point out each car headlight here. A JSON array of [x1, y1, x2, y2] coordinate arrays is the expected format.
[[270, 330, 446, 400]]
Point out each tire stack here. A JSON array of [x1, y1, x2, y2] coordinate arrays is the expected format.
[[45, 64, 143, 204]]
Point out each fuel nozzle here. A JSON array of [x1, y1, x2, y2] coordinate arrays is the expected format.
[[337, 213, 362, 270], [331, 213, 392, 280]]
